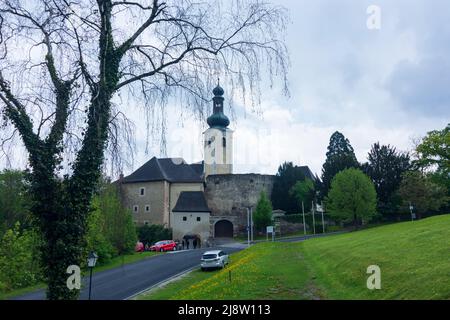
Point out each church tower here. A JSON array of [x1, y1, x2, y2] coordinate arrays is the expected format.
[[203, 83, 233, 177]]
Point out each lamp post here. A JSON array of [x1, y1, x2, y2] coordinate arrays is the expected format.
[[87, 251, 98, 300]]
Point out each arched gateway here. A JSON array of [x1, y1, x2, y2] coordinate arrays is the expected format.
[[214, 220, 233, 238]]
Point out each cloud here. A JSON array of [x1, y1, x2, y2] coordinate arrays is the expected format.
[[387, 58, 450, 117]]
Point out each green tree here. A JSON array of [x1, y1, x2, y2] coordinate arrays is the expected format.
[[0, 223, 43, 292], [289, 179, 315, 213], [414, 123, 449, 174], [326, 168, 377, 228], [0, 170, 32, 234], [320, 132, 360, 200], [0, 1, 288, 299], [85, 181, 137, 264], [254, 191, 273, 231], [414, 124, 450, 201], [362, 143, 410, 217], [397, 171, 448, 219]]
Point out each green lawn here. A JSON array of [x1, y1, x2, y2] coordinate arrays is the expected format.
[[0, 251, 160, 300], [139, 214, 450, 300]]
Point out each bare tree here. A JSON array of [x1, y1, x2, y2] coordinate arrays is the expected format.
[[0, 0, 288, 299]]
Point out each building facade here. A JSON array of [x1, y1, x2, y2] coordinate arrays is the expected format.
[[118, 85, 316, 247]]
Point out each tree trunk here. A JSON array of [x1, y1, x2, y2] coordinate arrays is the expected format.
[[30, 94, 111, 299]]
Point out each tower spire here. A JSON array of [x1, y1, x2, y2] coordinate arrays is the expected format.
[[208, 82, 229, 129]]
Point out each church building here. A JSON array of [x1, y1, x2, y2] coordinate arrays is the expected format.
[[118, 84, 316, 247]]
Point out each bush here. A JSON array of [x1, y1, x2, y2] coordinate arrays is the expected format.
[[0, 223, 43, 292], [137, 224, 172, 246], [84, 182, 137, 266], [254, 191, 273, 231]]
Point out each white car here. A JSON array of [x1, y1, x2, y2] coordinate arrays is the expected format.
[[200, 250, 229, 270]]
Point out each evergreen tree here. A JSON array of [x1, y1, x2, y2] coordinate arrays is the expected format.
[[362, 143, 410, 217], [254, 191, 273, 231], [320, 131, 359, 199], [271, 162, 308, 213]]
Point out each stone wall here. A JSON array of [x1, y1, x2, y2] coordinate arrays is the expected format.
[[205, 174, 275, 235]]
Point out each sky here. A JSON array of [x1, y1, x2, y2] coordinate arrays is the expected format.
[[127, 0, 449, 177], [2, 0, 450, 178]]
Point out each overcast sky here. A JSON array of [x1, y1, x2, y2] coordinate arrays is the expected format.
[[127, 0, 448, 177], [2, 1, 450, 177]]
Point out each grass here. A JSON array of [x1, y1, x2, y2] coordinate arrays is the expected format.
[[139, 214, 450, 300], [0, 250, 160, 300], [139, 242, 315, 300]]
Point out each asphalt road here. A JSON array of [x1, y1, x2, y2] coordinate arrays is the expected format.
[[14, 245, 244, 300], [14, 232, 344, 300]]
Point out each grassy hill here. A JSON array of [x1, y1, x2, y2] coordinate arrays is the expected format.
[[139, 214, 450, 300]]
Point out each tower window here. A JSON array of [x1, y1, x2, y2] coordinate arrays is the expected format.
[[197, 217, 201, 222], [140, 187, 145, 196], [183, 216, 187, 221], [222, 137, 226, 147], [145, 205, 151, 212], [133, 205, 139, 213]]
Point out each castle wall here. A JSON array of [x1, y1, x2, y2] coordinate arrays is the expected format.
[[205, 174, 275, 235]]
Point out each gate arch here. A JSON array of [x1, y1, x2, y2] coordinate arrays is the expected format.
[[214, 220, 233, 238]]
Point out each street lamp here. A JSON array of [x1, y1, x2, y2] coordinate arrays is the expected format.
[[87, 251, 98, 300]]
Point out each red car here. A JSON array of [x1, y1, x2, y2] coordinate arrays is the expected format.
[[150, 240, 177, 252], [135, 241, 144, 252]]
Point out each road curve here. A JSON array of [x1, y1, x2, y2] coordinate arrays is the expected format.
[[14, 245, 243, 300], [13, 232, 344, 300]]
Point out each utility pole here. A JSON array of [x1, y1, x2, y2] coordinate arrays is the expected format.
[[250, 206, 254, 243], [321, 208, 325, 234], [247, 207, 250, 247], [312, 201, 316, 234], [302, 201, 306, 235]]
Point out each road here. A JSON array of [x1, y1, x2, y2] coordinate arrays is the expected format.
[[14, 232, 343, 300], [14, 245, 244, 300]]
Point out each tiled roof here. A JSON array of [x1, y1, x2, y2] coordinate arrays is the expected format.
[[121, 157, 203, 183], [172, 191, 211, 212]]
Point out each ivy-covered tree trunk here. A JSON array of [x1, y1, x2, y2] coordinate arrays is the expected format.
[[1, 0, 288, 300]]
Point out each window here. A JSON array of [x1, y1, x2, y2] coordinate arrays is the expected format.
[[133, 205, 139, 213], [183, 216, 187, 221], [222, 137, 226, 147], [144, 221, 149, 225], [197, 217, 201, 222], [140, 187, 145, 196], [145, 205, 151, 213]]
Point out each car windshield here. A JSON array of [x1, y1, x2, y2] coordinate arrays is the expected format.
[[202, 254, 217, 259], [155, 241, 165, 245]]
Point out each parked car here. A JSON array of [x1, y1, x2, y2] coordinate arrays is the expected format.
[[200, 250, 229, 271], [150, 240, 177, 252], [135, 241, 144, 252]]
